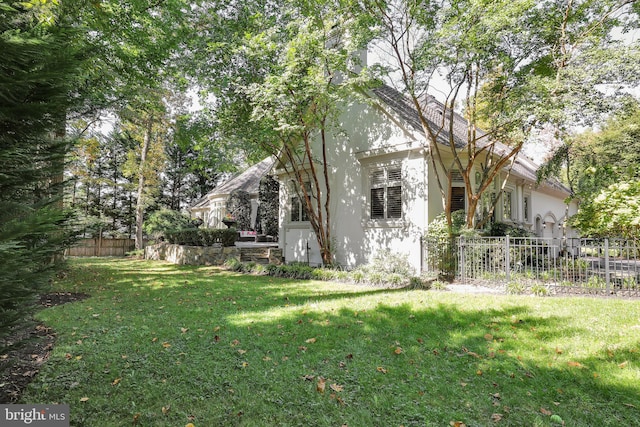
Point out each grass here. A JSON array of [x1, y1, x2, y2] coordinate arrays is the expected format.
[[21, 258, 640, 426]]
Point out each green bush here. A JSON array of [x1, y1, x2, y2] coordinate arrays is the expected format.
[[531, 284, 549, 296], [506, 281, 526, 295], [144, 209, 196, 239], [165, 228, 237, 247], [484, 222, 533, 237]]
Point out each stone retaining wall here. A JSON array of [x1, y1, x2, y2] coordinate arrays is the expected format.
[[145, 242, 282, 266]]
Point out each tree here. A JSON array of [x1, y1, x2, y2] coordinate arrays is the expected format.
[[257, 175, 280, 238], [120, 99, 168, 249], [571, 180, 640, 239], [205, 3, 373, 265], [0, 1, 83, 339], [355, 0, 638, 230], [561, 105, 640, 237], [227, 190, 252, 231]]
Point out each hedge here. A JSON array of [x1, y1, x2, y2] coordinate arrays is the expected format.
[[165, 228, 237, 247]]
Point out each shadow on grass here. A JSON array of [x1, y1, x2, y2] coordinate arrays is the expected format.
[[33, 258, 640, 426]]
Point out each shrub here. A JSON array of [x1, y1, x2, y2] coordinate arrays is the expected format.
[[407, 276, 432, 290], [257, 175, 279, 238], [165, 228, 237, 247], [531, 284, 549, 296], [506, 281, 526, 295], [485, 222, 534, 238], [224, 257, 243, 271], [227, 190, 252, 230], [431, 280, 447, 290], [144, 209, 196, 240]]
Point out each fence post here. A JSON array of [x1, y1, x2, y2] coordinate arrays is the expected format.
[[459, 236, 465, 282], [605, 238, 610, 294], [505, 235, 510, 281]]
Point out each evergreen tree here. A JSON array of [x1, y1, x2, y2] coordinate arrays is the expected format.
[[0, 2, 82, 340]]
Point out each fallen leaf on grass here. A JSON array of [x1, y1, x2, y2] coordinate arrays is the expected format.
[[484, 334, 494, 341], [450, 421, 466, 427], [376, 366, 387, 374], [394, 347, 403, 355], [181, 327, 189, 334], [80, 397, 89, 402], [111, 377, 121, 386], [491, 413, 503, 422], [317, 377, 326, 393], [161, 405, 170, 415], [162, 342, 171, 349], [540, 407, 552, 416], [330, 383, 344, 392], [567, 361, 583, 368], [305, 337, 317, 344], [618, 361, 628, 369]]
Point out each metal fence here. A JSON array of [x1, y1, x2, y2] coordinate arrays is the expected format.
[[423, 236, 640, 297]]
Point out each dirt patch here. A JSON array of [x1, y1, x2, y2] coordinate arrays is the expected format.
[[0, 292, 90, 403]]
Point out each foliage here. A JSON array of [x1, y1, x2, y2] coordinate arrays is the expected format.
[[485, 222, 534, 237], [571, 180, 640, 239], [203, 3, 376, 265], [143, 209, 195, 239], [257, 174, 279, 238], [353, 0, 638, 229], [227, 190, 252, 230], [424, 212, 467, 280], [505, 281, 527, 295], [165, 228, 237, 247], [551, 106, 640, 238], [0, 1, 81, 341]]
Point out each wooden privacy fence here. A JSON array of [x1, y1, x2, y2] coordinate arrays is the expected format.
[[66, 238, 136, 257]]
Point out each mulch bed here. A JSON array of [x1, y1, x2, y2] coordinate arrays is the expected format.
[[0, 292, 90, 403]]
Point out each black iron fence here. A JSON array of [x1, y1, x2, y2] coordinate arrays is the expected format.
[[423, 236, 640, 297]]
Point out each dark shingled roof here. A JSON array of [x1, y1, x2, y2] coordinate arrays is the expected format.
[[372, 84, 569, 194], [191, 157, 275, 209]]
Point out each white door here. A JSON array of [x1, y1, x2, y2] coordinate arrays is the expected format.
[[284, 227, 322, 266]]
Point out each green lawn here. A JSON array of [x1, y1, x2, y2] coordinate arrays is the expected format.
[[22, 258, 640, 426]]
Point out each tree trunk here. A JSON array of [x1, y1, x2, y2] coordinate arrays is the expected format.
[[135, 118, 152, 250]]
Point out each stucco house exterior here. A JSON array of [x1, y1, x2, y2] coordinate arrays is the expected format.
[[277, 84, 577, 272], [190, 157, 275, 229]]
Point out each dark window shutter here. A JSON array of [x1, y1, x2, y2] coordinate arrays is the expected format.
[[371, 188, 385, 219], [387, 186, 402, 218]]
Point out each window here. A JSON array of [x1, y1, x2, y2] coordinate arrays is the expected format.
[[450, 186, 466, 213], [523, 195, 530, 223], [370, 167, 402, 220], [503, 190, 512, 220], [290, 182, 310, 222]]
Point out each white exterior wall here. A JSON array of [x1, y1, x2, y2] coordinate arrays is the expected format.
[[277, 96, 576, 274], [279, 99, 428, 273]]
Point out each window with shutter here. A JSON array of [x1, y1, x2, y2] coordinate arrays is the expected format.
[[369, 166, 402, 220], [450, 186, 465, 213]]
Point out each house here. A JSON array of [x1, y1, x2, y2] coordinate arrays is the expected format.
[[190, 157, 275, 229], [277, 83, 577, 272]]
